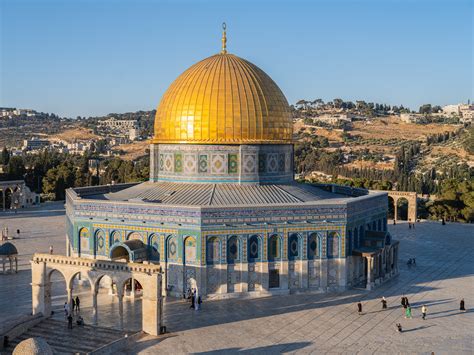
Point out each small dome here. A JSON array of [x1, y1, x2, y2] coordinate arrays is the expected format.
[[13, 337, 54, 355], [0, 242, 18, 256]]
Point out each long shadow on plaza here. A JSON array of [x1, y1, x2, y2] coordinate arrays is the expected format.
[[194, 342, 313, 354]]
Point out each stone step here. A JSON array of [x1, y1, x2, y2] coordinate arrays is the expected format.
[[34, 322, 124, 342], [41, 318, 126, 337], [24, 329, 107, 352]]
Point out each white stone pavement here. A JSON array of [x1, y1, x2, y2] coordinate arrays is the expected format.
[[0, 204, 473, 354]]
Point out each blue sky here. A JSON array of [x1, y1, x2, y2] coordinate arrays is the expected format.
[[1, 0, 472, 117]]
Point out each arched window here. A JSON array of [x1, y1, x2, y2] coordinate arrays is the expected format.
[[307, 233, 319, 260], [206, 237, 220, 264], [149, 234, 160, 261], [94, 229, 105, 255], [372, 221, 377, 231], [248, 235, 260, 262], [383, 218, 387, 231], [268, 235, 281, 261], [127, 231, 143, 241], [79, 227, 90, 255], [377, 219, 382, 231], [227, 236, 239, 264], [109, 230, 121, 249], [327, 232, 339, 258], [288, 233, 299, 260], [167, 235, 178, 262], [184, 236, 197, 264]]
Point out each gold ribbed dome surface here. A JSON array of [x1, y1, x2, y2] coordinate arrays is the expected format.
[[153, 53, 292, 144]]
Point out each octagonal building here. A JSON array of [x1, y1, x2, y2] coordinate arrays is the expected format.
[[66, 29, 399, 298]]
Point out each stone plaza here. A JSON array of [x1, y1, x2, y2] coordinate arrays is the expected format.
[[0, 203, 473, 354]]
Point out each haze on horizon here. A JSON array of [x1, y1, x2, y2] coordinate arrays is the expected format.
[[1, 0, 472, 118]]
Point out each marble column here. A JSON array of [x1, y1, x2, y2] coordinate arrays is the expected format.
[[118, 291, 124, 329], [366, 256, 373, 290], [91, 287, 98, 325], [67, 286, 74, 313]]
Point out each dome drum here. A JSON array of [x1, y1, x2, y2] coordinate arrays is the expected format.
[[150, 143, 293, 184]]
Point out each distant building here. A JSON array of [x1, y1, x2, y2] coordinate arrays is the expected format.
[[442, 104, 460, 116], [400, 113, 427, 124], [129, 128, 139, 140], [314, 113, 353, 125], [98, 118, 138, 129], [459, 104, 474, 123], [22, 138, 49, 151]]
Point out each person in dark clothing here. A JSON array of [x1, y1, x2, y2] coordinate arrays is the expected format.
[[401, 296, 406, 307], [396, 323, 402, 333], [460, 299, 466, 312], [381, 297, 387, 310], [190, 289, 195, 309], [71, 298, 76, 314], [75, 296, 80, 312], [67, 314, 73, 329], [357, 302, 362, 315]]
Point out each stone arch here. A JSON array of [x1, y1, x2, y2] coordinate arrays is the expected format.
[[206, 236, 220, 264], [268, 234, 282, 261], [227, 235, 239, 264], [67, 270, 92, 290], [184, 236, 197, 264], [248, 235, 261, 262], [387, 196, 395, 220], [327, 232, 339, 258], [396, 197, 409, 221], [307, 232, 319, 259], [110, 245, 130, 262], [288, 233, 301, 260], [148, 233, 160, 261]]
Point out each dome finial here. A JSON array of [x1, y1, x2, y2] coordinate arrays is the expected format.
[[221, 22, 227, 54]]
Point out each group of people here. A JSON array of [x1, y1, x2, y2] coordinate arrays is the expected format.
[[407, 258, 416, 267], [187, 288, 202, 310], [357, 296, 468, 333], [64, 296, 82, 329]]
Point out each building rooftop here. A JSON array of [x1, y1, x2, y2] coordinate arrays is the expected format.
[[78, 181, 360, 207]]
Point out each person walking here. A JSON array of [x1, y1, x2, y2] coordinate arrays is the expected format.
[[75, 296, 80, 312], [71, 298, 76, 314], [381, 297, 387, 310], [67, 314, 73, 329], [405, 305, 412, 319], [357, 302, 362, 315], [421, 305, 427, 320], [49, 245, 54, 255], [64, 302, 69, 319], [396, 323, 403, 333], [460, 298, 466, 312]]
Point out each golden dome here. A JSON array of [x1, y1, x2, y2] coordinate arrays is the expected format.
[[153, 52, 292, 144]]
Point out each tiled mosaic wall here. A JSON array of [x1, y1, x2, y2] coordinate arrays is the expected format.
[[150, 143, 294, 184]]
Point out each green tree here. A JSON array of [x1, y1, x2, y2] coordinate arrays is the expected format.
[[6, 156, 25, 179], [1, 147, 10, 166]]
